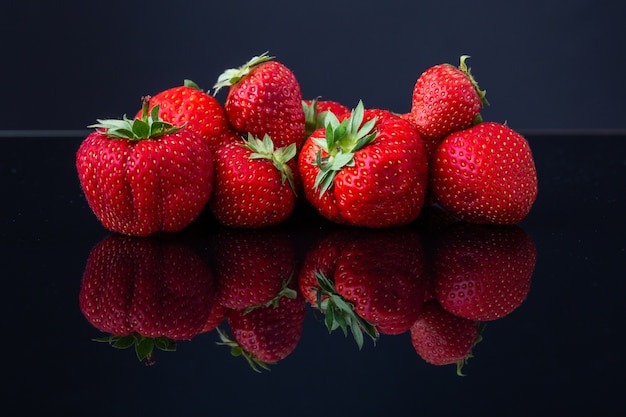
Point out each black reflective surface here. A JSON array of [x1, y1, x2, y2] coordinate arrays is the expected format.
[[2, 134, 625, 416]]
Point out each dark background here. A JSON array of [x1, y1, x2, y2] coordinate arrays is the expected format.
[[1, 0, 625, 133]]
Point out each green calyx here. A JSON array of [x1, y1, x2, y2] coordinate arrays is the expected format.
[[88, 97, 183, 141], [455, 322, 486, 377], [242, 270, 298, 315], [93, 332, 176, 366], [183, 79, 202, 91], [243, 133, 298, 195], [213, 51, 274, 95], [216, 327, 272, 373], [303, 98, 334, 138], [458, 55, 489, 106], [314, 271, 378, 350], [312, 100, 378, 196]]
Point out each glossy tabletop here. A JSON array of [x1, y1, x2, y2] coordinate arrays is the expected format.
[[2, 133, 625, 416]]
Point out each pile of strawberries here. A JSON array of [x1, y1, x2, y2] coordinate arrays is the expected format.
[[76, 52, 538, 236]]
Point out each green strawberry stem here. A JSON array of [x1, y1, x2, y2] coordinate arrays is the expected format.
[[303, 98, 333, 138], [312, 101, 378, 196], [244, 133, 298, 195], [243, 270, 298, 315], [213, 51, 274, 95], [93, 333, 176, 366], [456, 322, 486, 376], [458, 55, 489, 106], [215, 327, 272, 373], [314, 271, 378, 350], [88, 97, 183, 140]]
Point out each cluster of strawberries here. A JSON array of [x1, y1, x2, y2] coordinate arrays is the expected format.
[[76, 52, 538, 236], [80, 217, 536, 373]]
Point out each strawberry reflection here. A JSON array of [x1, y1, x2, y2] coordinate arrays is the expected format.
[[213, 226, 297, 312], [410, 299, 483, 376], [79, 234, 217, 365], [298, 227, 428, 348], [431, 222, 537, 322], [410, 221, 537, 374], [78, 218, 537, 375], [211, 226, 306, 372], [217, 285, 307, 372]]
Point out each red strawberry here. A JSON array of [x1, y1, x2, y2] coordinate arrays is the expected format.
[[298, 101, 428, 227], [76, 99, 213, 237], [303, 98, 350, 138], [213, 227, 297, 312], [430, 121, 538, 224], [213, 52, 305, 150], [407, 55, 488, 147], [209, 134, 298, 228], [332, 228, 427, 335], [79, 234, 215, 365], [432, 222, 536, 321], [410, 299, 483, 376], [217, 284, 307, 372], [299, 227, 427, 348], [139, 80, 240, 153], [298, 226, 359, 306], [199, 302, 229, 334]]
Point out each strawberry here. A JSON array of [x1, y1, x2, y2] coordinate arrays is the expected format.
[[79, 234, 215, 365], [407, 55, 488, 148], [303, 98, 350, 138], [213, 52, 305, 150], [299, 227, 427, 348], [208, 134, 298, 228], [410, 299, 483, 376], [298, 226, 358, 307], [430, 121, 538, 224], [298, 101, 428, 227], [217, 284, 307, 372], [199, 302, 229, 334], [332, 228, 427, 335], [76, 98, 213, 237], [432, 222, 536, 321], [213, 227, 297, 312], [138, 80, 240, 153]]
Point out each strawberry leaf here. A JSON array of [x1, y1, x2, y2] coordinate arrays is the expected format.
[[154, 337, 176, 352], [183, 79, 202, 91], [216, 327, 273, 373], [244, 133, 298, 195], [458, 55, 489, 106], [313, 271, 378, 350], [135, 337, 154, 362], [213, 51, 274, 95], [131, 119, 150, 138], [88, 102, 182, 140], [311, 100, 377, 196]]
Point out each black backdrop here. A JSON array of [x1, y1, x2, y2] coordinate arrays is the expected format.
[[1, 0, 625, 133]]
